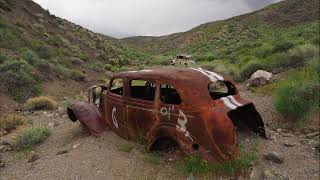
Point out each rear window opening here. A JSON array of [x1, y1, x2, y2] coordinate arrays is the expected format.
[[208, 81, 237, 100], [130, 80, 156, 101], [160, 84, 182, 105]]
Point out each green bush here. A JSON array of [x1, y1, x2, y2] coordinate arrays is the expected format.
[[25, 96, 57, 111], [20, 48, 40, 65], [275, 69, 320, 121], [14, 126, 51, 150], [0, 28, 20, 49], [254, 46, 272, 58], [0, 53, 7, 63], [30, 39, 52, 59], [0, 60, 41, 101], [69, 70, 86, 82], [289, 44, 319, 63], [0, 114, 25, 132], [272, 41, 294, 53]]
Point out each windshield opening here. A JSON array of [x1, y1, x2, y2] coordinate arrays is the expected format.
[[208, 81, 237, 100]]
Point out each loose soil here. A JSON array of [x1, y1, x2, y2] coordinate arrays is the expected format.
[[0, 86, 319, 180]]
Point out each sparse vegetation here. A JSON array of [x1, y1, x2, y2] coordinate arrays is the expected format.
[[69, 69, 87, 82], [25, 96, 57, 111], [0, 114, 25, 132], [118, 143, 135, 153], [179, 143, 258, 176], [0, 60, 41, 101], [14, 126, 51, 150], [144, 152, 161, 165]]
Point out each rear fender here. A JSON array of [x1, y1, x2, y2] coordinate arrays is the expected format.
[[227, 103, 267, 138], [67, 101, 107, 136]]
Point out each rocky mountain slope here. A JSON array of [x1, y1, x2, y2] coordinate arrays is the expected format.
[[122, 0, 319, 56], [0, 0, 150, 102]]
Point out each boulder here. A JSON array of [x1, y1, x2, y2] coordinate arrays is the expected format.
[[263, 152, 284, 164], [249, 70, 273, 86]]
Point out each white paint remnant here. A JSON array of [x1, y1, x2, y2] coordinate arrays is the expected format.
[[112, 107, 119, 128]]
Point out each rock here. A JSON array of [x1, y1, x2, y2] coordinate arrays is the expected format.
[[187, 173, 194, 180], [263, 152, 284, 164], [56, 150, 69, 155], [0, 129, 8, 137], [28, 155, 40, 163], [249, 167, 263, 180], [0, 162, 5, 168], [262, 170, 274, 179], [306, 131, 319, 138], [72, 143, 80, 149], [284, 142, 296, 147], [0, 145, 12, 152], [48, 123, 55, 128], [249, 70, 273, 86]]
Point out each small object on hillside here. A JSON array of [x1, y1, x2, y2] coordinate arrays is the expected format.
[[263, 152, 284, 164], [72, 143, 80, 149], [27, 155, 40, 163], [171, 54, 195, 67], [249, 70, 273, 86]]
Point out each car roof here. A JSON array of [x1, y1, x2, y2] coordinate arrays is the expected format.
[[113, 68, 225, 89]]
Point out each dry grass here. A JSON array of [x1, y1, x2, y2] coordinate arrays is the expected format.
[[25, 96, 57, 111], [0, 114, 25, 132], [14, 125, 51, 150]]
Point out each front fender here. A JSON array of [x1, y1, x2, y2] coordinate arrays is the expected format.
[[67, 101, 107, 136]]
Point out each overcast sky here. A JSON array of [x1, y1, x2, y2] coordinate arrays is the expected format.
[[33, 0, 281, 38]]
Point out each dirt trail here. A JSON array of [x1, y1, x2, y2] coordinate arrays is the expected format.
[[0, 88, 319, 180]]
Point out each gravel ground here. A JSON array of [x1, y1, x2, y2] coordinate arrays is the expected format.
[[0, 88, 319, 180]]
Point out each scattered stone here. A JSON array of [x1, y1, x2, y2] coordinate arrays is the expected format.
[[0, 145, 12, 152], [0, 162, 5, 168], [249, 167, 263, 180], [48, 123, 55, 128], [276, 128, 282, 133], [56, 150, 69, 155], [249, 70, 273, 86], [306, 131, 319, 138], [187, 173, 194, 180], [263, 152, 284, 164], [0, 129, 8, 137], [284, 142, 296, 147], [21, 111, 32, 115], [28, 155, 40, 163], [282, 133, 294, 137], [72, 143, 80, 149], [262, 170, 274, 179]]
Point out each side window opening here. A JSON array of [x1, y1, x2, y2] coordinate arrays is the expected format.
[[160, 84, 182, 105], [110, 78, 124, 96], [130, 80, 155, 101], [208, 81, 237, 100]]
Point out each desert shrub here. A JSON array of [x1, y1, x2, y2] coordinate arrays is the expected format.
[[239, 62, 263, 80], [25, 96, 57, 111], [0, 53, 7, 63], [48, 35, 63, 47], [272, 41, 294, 53], [0, 0, 16, 11], [14, 126, 51, 150], [179, 144, 257, 176], [20, 48, 40, 65], [0, 28, 20, 49], [275, 69, 319, 121], [78, 53, 89, 62], [289, 44, 319, 63], [69, 69, 86, 82], [49, 63, 69, 78], [29, 39, 52, 59], [254, 46, 272, 58], [0, 114, 25, 132], [0, 60, 41, 101]]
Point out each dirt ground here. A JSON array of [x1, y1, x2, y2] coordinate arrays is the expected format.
[[0, 87, 319, 180]]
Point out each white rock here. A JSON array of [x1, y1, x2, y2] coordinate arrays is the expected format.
[[249, 70, 273, 86]]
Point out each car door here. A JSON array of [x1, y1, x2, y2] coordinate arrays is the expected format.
[[126, 79, 157, 140], [105, 77, 128, 139]]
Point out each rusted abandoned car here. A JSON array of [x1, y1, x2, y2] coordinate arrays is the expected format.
[[67, 68, 266, 164], [171, 54, 195, 66]]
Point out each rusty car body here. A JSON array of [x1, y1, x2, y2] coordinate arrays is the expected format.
[[67, 68, 266, 164]]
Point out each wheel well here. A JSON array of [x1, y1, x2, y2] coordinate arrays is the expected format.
[[67, 108, 77, 122], [149, 137, 179, 152]]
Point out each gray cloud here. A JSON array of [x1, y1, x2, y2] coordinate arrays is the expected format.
[[33, 0, 281, 38]]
